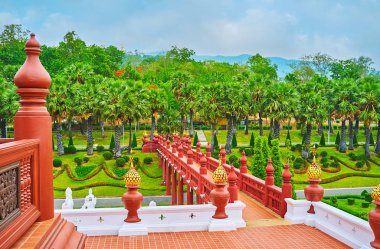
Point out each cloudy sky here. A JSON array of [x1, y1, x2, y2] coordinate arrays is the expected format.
[[1, 0, 379, 68]]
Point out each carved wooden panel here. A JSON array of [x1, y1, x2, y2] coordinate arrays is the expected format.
[[0, 162, 20, 232], [20, 155, 32, 211]]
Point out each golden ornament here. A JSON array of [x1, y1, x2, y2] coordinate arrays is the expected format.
[[124, 159, 141, 186], [212, 160, 228, 184], [371, 184, 380, 201], [307, 148, 322, 180]]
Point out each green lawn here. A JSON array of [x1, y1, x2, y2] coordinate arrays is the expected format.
[[53, 150, 165, 198]]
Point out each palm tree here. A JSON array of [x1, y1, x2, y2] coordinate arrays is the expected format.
[[0, 77, 19, 138], [146, 84, 167, 140]]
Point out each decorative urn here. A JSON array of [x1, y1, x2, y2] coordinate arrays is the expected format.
[[304, 147, 324, 203], [209, 160, 230, 219], [122, 159, 143, 222], [369, 184, 380, 249]]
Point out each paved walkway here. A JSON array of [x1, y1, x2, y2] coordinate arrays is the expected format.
[[196, 130, 208, 146]]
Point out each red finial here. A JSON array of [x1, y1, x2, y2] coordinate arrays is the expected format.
[[14, 33, 51, 89], [282, 161, 292, 182], [240, 151, 248, 174]]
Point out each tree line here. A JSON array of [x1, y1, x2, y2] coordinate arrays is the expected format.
[[0, 24, 379, 159]]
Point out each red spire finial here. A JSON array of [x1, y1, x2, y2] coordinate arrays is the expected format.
[[14, 33, 51, 89]]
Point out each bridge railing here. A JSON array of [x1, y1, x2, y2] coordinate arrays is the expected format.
[[156, 135, 292, 217], [0, 139, 41, 248]]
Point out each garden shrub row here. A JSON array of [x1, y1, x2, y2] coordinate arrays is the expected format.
[[75, 165, 97, 177], [331, 156, 371, 171]]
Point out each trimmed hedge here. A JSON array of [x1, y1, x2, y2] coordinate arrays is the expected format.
[[53, 158, 62, 167], [75, 165, 96, 177], [103, 151, 113, 160], [143, 157, 153, 164], [97, 145, 105, 152], [116, 158, 126, 167]]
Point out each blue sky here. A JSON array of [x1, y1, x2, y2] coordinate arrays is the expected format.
[[1, 0, 379, 68]]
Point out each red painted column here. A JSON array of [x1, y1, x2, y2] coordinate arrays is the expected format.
[[264, 159, 274, 207], [206, 142, 211, 157], [186, 183, 193, 205], [281, 161, 293, 217], [14, 34, 53, 221], [171, 169, 177, 205], [165, 161, 171, 195], [161, 157, 166, 186], [178, 177, 184, 205], [239, 151, 247, 190]]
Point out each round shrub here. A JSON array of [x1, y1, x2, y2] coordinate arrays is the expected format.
[[116, 158, 126, 167], [362, 202, 370, 208], [123, 155, 130, 162], [293, 158, 304, 169], [143, 157, 153, 164], [290, 145, 296, 152], [320, 151, 328, 157], [103, 151, 113, 160], [364, 193, 373, 203], [67, 145, 77, 154], [322, 161, 329, 168], [361, 190, 369, 196], [83, 157, 89, 163], [320, 157, 328, 164], [133, 157, 139, 165], [53, 158, 62, 167], [74, 157, 82, 166], [97, 145, 105, 152], [356, 161, 364, 168], [330, 161, 339, 168], [228, 155, 239, 165], [347, 198, 355, 205], [348, 152, 356, 161]]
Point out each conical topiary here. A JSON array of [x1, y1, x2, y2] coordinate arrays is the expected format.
[[213, 133, 219, 150], [335, 131, 341, 145], [353, 132, 358, 146], [232, 133, 237, 147], [319, 132, 326, 146], [109, 134, 115, 150], [268, 132, 272, 147], [68, 136, 74, 146], [193, 132, 199, 146], [249, 132, 255, 147], [132, 133, 137, 148]]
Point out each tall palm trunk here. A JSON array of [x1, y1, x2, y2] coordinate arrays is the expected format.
[[128, 120, 133, 154], [0, 119, 6, 138], [317, 121, 323, 135], [55, 122, 64, 156], [348, 120, 354, 150], [365, 125, 371, 158], [189, 110, 194, 137], [79, 121, 85, 135], [100, 120, 105, 138], [273, 119, 280, 139], [86, 117, 94, 156], [270, 118, 274, 135], [211, 123, 215, 155], [339, 119, 346, 153], [259, 112, 263, 136], [244, 116, 249, 135], [114, 125, 121, 158], [328, 111, 334, 134], [302, 123, 312, 159], [180, 114, 185, 136], [374, 120, 380, 154], [150, 112, 156, 140], [354, 115, 359, 135], [225, 116, 234, 154]]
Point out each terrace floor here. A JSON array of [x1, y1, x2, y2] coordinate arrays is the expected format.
[[85, 192, 349, 249]]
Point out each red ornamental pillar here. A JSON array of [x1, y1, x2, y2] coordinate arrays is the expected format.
[[172, 141, 177, 153], [219, 145, 226, 164], [166, 139, 170, 149], [178, 144, 183, 158], [161, 157, 166, 186], [239, 151, 247, 190], [210, 161, 230, 219], [369, 184, 380, 249], [199, 154, 207, 175], [264, 159, 274, 206], [122, 162, 143, 222], [227, 166, 238, 203], [165, 161, 171, 195], [281, 161, 293, 217], [206, 142, 211, 157], [186, 181, 193, 205], [187, 149, 193, 165], [304, 153, 324, 214], [14, 34, 54, 221], [196, 142, 201, 153]]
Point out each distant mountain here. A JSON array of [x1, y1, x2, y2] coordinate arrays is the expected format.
[[192, 54, 299, 78]]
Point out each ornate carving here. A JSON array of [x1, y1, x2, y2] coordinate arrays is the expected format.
[[0, 162, 21, 232]]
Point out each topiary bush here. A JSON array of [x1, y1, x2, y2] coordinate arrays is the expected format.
[[320, 151, 328, 157], [356, 161, 364, 168], [319, 132, 326, 146], [66, 145, 77, 154], [245, 148, 254, 156], [364, 193, 373, 203], [83, 157, 89, 163], [143, 157, 153, 164], [362, 202, 370, 208], [116, 158, 126, 167], [53, 158, 62, 167], [232, 133, 237, 148], [75, 165, 96, 177], [109, 134, 115, 151], [335, 131, 341, 146], [348, 152, 357, 161], [132, 133, 138, 148], [228, 154, 239, 165], [133, 157, 139, 165], [331, 196, 338, 204], [97, 145, 105, 152], [123, 155, 130, 162], [322, 161, 329, 168], [293, 158, 304, 169], [193, 132, 199, 146], [74, 157, 83, 166], [103, 151, 113, 160], [320, 157, 328, 164], [249, 132, 255, 147], [347, 198, 355, 205]]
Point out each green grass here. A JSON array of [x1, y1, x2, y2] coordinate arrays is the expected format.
[[322, 195, 375, 221], [53, 151, 165, 198]]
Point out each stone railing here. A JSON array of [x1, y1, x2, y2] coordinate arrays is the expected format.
[[0, 139, 41, 248], [155, 134, 292, 217], [285, 199, 374, 249]]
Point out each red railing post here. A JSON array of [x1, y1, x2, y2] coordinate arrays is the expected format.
[[239, 151, 247, 190], [219, 145, 226, 164], [199, 153, 207, 175], [264, 159, 274, 207], [14, 34, 53, 221], [206, 142, 211, 157], [281, 161, 293, 217], [187, 149, 193, 165], [228, 166, 238, 203]]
